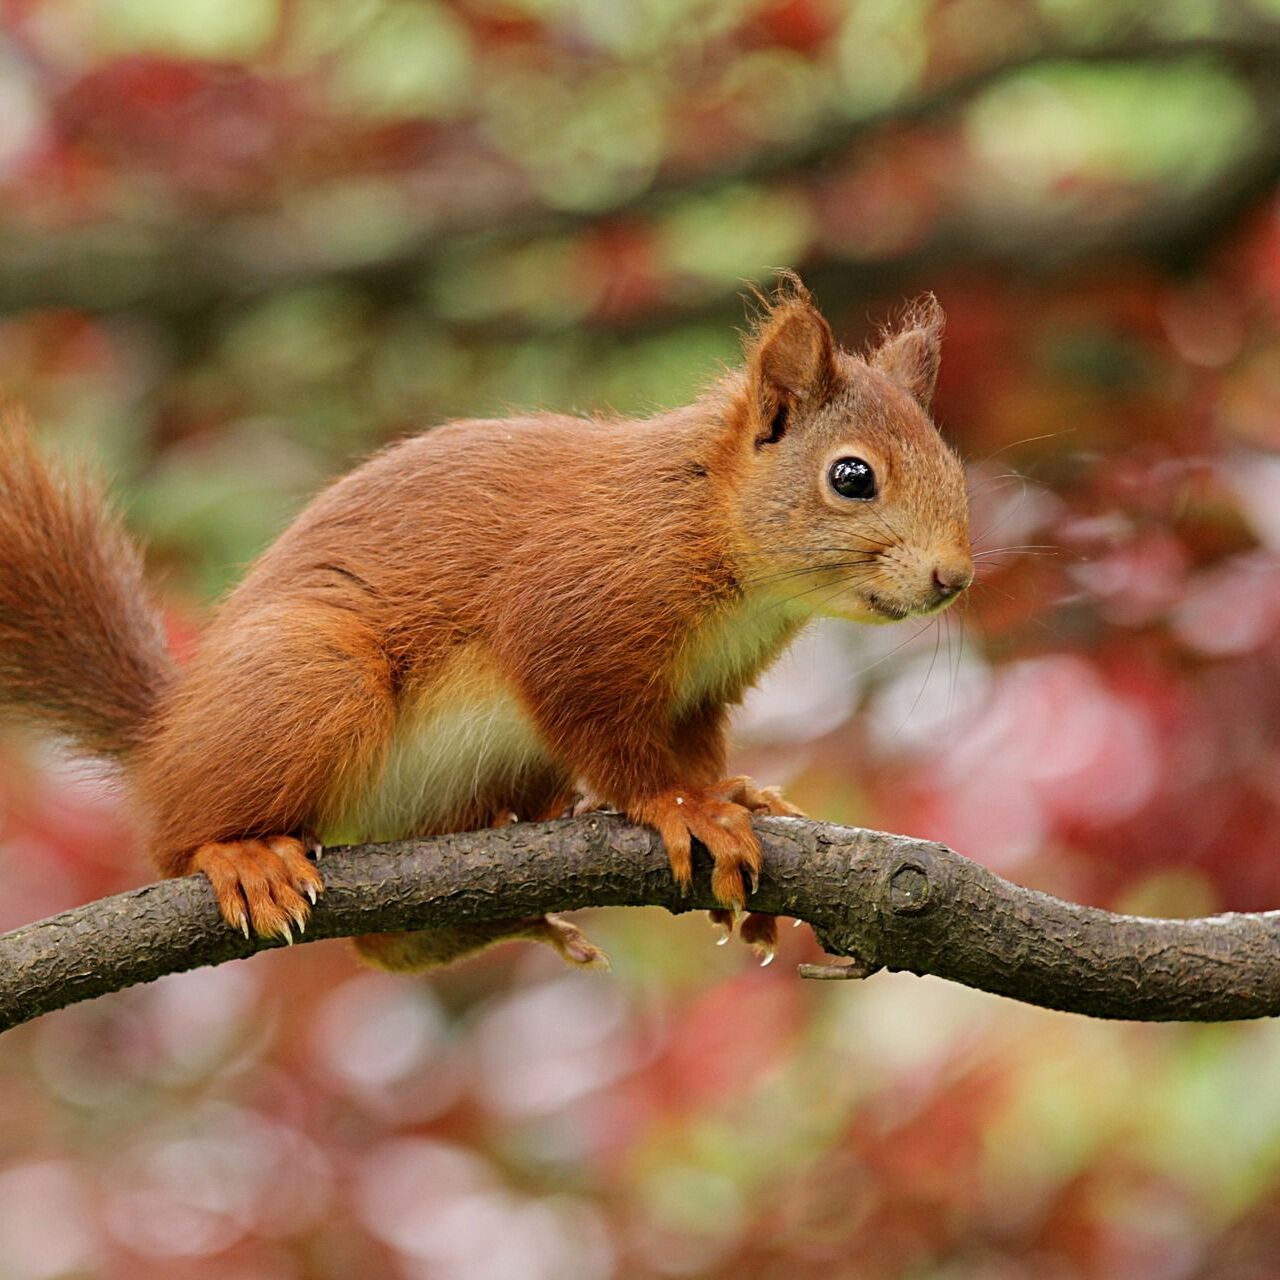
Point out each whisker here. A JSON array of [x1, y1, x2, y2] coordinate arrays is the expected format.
[[898, 616, 943, 735], [738, 563, 881, 619], [974, 429, 1074, 466], [972, 544, 1057, 558], [967, 579, 1072, 645], [965, 471, 1032, 499], [739, 558, 881, 592], [737, 541, 892, 558], [777, 569, 880, 607], [861, 505, 906, 552], [844, 617, 943, 688], [946, 608, 959, 723], [971, 557, 1052, 573], [969, 483, 1034, 549], [769, 565, 892, 614]]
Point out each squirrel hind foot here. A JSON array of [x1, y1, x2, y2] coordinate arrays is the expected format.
[[707, 907, 735, 944], [191, 836, 325, 944], [632, 787, 762, 911], [738, 911, 779, 964], [353, 914, 610, 972], [706, 908, 779, 965], [534, 914, 611, 970]]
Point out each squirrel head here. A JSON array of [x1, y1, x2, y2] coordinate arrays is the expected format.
[[723, 277, 972, 625]]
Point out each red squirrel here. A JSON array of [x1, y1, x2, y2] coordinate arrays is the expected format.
[[0, 277, 972, 969]]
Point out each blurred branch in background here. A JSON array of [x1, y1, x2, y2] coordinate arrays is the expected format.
[[6, 815, 1280, 1034], [9, 3, 1280, 1272], [4, 20, 1280, 324]]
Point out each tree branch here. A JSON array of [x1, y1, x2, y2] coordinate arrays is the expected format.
[[3, 815, 1279, 1033], [3, 27, 1279, 319]]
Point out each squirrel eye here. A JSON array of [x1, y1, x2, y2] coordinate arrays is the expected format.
[[828, 456, 877, 501]]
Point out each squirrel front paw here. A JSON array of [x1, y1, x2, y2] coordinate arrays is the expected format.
[[697, 775, 802, 963], [631, 786, 762, 911], [714, 775, 806, 817], [191, 836, 325, 944]]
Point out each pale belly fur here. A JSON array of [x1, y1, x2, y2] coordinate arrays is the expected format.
[[323, 645, 554, 845], [324, 594, 800, 845]]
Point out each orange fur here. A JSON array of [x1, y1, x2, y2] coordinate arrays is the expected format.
[[0, 279, 973, 966], [0, 414, 173, 758]]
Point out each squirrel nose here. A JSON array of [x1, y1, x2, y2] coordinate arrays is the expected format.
[[931, 562, 974, 600]]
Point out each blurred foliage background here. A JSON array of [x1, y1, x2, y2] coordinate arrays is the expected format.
[[3, 0, 1280, 1276]]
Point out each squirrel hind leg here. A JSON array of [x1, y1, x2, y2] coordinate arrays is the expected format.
[[192, 837, 324, 944], [355, 787, 606, 973], [353, 914, 609, 972]]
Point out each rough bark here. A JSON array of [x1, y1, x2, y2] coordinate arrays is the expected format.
[[2, 815, 1278, 1033]]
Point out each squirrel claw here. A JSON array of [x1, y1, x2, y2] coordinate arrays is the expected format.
[[739, 912, 779, 964], [715, 776, 806, 818], [191, 836, 324, 945], [708, 907, 735, 945], [632, 787, 761, 915]]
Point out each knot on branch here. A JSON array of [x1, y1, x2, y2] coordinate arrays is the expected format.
[[883, 844, 948, 918]]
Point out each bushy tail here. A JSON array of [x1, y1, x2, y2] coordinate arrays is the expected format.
[[0, 416, 174, 758]]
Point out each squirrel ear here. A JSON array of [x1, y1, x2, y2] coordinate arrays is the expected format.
[[746, 283, 836, 440], [869, 295, 945, 409]]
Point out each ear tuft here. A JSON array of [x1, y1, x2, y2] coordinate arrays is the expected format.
[[869, 294, 945, 409], [744, 273, 836, 441]]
